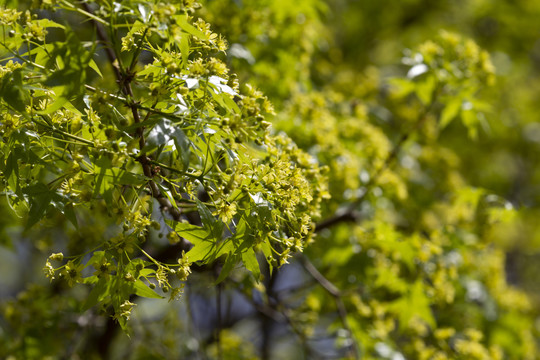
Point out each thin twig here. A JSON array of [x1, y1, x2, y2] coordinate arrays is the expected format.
[[299, 255, 359, 359]]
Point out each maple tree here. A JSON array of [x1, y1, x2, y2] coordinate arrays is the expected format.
[[1, 0, 539, 359]]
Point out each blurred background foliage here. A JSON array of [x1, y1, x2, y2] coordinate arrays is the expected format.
[[2, 0, 540, 359]]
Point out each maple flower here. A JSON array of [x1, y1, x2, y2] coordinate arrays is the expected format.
[[62, 260, 84, 287]]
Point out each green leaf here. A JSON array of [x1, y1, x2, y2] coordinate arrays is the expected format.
[[196, 198, 215, 227], [174, 15, 208, 40], [92, 161, 111, 202], [133, 279, 164, 299], [439, 97, 462, 129], [416, 75, 436, 105], [260, 240, 274, 275], [186, 241, 215, 262], [167, 221, 213, 245], [323, 245, 354, 267], [409, 280, 436, 328], [196, 198, 224, 238], [166, 220, 220, 262], [156, 183, 179, 210], [191, 133, 220, 176], [208, 87, 230, 111], [180, 33, 190, 68], [389, 281, 436, 330], [88, 59, 103, 78], [34, 43, 56, 66], [63, 203, 78, 229], [389, 78, 415, 98], [172, 127, 191, 170], [0, 68, 29, 113], [215, 253, 239, 284], [144, 119, 187, 154], [23, 183, 54, 229], [462, 108, 479, 139], [82, 278, 109, 311], [4, 150, 19, 182], [222, 92, 241, 114], [36, 18, 66, 29], [139, 268, 155, 277], [137, 64, 162, 78], [374, 266, 408, 293], [241, 247, 261, 281], [114, 170, 147, 186], [85, 251, 105, 268]]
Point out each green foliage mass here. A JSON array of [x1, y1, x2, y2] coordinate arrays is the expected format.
[[0, 0, 539, 359], [0, 0, 327, 328]]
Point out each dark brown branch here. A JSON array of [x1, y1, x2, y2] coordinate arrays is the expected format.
[[81, 3, 189, 251], [315, 208, 360, 232], [300, 256, 340, 297]]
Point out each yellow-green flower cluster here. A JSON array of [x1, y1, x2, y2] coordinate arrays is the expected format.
[[0, 8, 21, 25], [417, 31, 495, 86], [92, 257, 116, 280], [117, 300, 136, 321], [60, 260, 84, 287]]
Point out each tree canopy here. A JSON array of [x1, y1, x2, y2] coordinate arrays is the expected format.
[[1, 0, 539, 359]]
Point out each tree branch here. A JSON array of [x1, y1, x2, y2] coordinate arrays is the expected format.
[[80, 3, 189, 250], [299, 255, 359, 359]]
